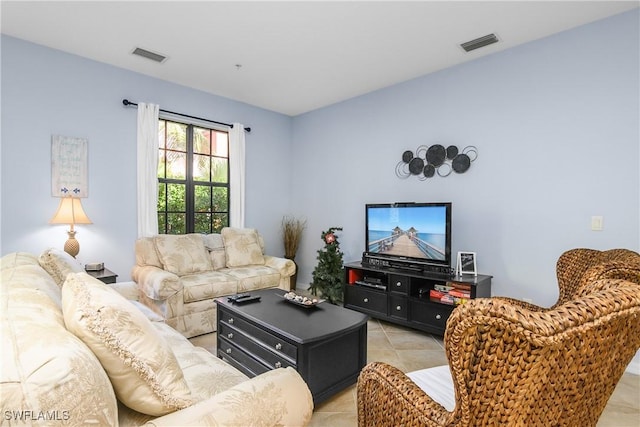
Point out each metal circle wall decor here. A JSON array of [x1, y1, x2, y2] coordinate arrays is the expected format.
[[396, 144, 477, 180]]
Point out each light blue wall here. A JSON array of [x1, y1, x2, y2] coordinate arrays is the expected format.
[[291, 10, 639, 305], [2, 9, 638, 304], [1, 35, 293, 279]]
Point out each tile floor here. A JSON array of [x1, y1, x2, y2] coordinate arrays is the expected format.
[[190, 318, 639, 427]]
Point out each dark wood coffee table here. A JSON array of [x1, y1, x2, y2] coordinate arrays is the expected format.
[[216, 288, 368, 404]]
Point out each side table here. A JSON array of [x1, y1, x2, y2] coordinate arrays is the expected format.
[[86, 267, 118, 284]]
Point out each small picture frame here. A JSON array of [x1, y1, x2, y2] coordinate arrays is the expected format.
[[457, 252, 477, 276]]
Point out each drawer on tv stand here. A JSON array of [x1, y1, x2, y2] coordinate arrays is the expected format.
[[410, 300, 454, 331], [345, 285, 387, 315], [389, 274, 409, 294]]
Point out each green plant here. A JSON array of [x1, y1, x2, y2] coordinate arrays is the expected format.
[[310, 227, 344, 304], [282, 216, 307, 259]]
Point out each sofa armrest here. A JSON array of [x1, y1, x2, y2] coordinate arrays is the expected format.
[[143, 367, 313, 427], [264, 255, 296, 278], [107, 281, 139, 301], [132, 265, 183, 300]]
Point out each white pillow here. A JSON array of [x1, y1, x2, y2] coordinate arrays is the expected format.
[[38, 247, 84, 287], [62, 272, 193, 416]]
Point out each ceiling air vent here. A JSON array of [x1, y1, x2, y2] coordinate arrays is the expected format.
[[131, 47, 167, 63], [460, 33, 499, 52]]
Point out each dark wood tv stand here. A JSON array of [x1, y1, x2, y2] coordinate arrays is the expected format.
[[343, 261, 492, 336]]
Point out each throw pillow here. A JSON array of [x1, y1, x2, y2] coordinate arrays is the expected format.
[[135, 237, 163, 269], [38, 247, 85, 287], [154, 234, 212, 276], [221, 227, 265, 267], [61, 272, 193, 416]]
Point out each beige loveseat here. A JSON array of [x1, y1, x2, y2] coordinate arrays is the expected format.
[[133, 228, 295, 338], [1, 250, 313, 426]]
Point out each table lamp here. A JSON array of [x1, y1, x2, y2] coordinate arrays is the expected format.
[[49, 196, 92, 257]]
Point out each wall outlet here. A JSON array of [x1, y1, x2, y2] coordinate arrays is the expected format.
[[591, 216, 604, 231]]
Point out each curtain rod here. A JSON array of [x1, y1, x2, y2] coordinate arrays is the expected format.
[[122, 99, 251, 132]]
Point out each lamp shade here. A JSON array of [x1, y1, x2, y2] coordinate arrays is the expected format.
[[49, 197, 92, 225]]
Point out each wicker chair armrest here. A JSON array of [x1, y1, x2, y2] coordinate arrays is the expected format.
[[579, 260, 640, 288], [555, 248, 601, 303], [555, 248, 640, 305], [491, 296, 546, 311], [357, 362, 455, 427]]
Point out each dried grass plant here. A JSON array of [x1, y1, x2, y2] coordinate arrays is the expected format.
[[282, 216, 307, 259]]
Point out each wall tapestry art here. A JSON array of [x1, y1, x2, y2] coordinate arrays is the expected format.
[[51, 135, 88, 197]]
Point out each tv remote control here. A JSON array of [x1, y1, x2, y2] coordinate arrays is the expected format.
[[228, 293, 250, 302]]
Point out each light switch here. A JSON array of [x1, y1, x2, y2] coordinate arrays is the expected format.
[[591, 216, 603, 231]]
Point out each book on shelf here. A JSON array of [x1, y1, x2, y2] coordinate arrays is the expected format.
[[434, 284, 454, 292], [429, 290, 446, 299], [446, 281, 471, 291], [448, 289, 471, 298], [430, 287, 470, 305]]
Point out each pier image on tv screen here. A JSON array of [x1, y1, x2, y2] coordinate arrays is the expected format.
[[367, 204, 448, 262]]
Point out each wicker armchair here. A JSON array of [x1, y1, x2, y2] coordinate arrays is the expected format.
[[496, 248, 640, 312], [554, 248, 640, 306], [357, 278, 640, 427]]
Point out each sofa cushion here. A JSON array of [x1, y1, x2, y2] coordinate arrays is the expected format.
[[202, 233, 227, 270], [181, 271, 238, 303], [202, 233, 224, 251], [220, 266, 281, 293], [406, 365, 455, 412], [135, 237, 164, 269], [1, 253, 118, 426], [38, 247, 84, 287], [61, 272, 193, 416], [154, 234, 213, 276], [221, 227, 265, 267]]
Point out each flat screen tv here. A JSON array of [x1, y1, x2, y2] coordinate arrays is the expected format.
[[365, 202, 452, 267]]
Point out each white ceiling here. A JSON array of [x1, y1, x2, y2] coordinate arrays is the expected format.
[[2, 1, 638, 116]]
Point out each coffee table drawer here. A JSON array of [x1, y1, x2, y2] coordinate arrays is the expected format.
[[219, 311, 297, 360], [219, 323, 296, 369], [218, 339, 270, 377]]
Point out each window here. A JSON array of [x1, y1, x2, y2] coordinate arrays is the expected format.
[[157, 119, 229, 234]]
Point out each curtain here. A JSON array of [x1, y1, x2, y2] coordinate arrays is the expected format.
[[229, 123, 246, 228], [136, 102, 159, 237]]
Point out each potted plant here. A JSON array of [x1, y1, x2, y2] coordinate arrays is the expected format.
[[310, 227, 344, 304], [282, 216, 307, 290]]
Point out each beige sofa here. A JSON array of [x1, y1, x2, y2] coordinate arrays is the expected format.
[[1, 250, 312, 426], [132, 228, 295, 338]]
